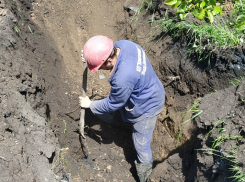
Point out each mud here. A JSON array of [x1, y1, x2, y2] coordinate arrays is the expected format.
[[0, 1, 62, 181], [0, 0, 245, 182]]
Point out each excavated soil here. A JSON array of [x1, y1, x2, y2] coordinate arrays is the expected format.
[[0, 0, 245, 182]]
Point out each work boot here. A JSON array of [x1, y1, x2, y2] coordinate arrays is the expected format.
[[134, 160, 153, 182]]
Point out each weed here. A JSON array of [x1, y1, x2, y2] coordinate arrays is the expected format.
[[137, 0, 154, 15], [239, 93, 245, 102], [211, 135, 242, 149], [229, 165, 245, 182], [135, 0, 245, 65], [197, 148, 239, 164], [209, 87, 217, 93], [176, 100, 203, 147], [9, 39, 15, 46], [230, 149, 237, 156], [230, 76, 244, 86], [63, 120, 67, 134], [49, 44, 56, 51], [28, 25, 34, 35], [206, 120, 227, 137], [146, 15, 244, 63], [129, 0, 156, 41], [14, 26, 21, 34], [199, 121, 245, 181], [51, 148, 69, 170], [205, 119, 242, 148], [27, 25, 39, 40]]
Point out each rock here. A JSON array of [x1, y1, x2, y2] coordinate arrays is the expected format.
[[0, 9, 7, 16], [233, 64, 245, 77], [123, 0, 141, 16], [106, 165, 112, 173]]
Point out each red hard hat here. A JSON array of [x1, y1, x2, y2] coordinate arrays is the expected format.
[[83, 35, 113, 72]]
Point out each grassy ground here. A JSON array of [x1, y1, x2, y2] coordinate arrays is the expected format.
[[136, 0, 245, 64]]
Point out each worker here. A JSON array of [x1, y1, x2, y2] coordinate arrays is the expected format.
[[79, 35, 165, 182]]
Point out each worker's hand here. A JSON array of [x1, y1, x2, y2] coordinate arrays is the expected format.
[[79, 96, 91, 108], [81, 50, 86, 63]]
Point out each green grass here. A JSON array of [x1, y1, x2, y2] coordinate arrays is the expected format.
[[27, 25, 39, 40], [136, 0, 245, 64], [230, 76, 244, 86], [239, 93, 245, 102], [206, 120, 227, 137], [211, 135, 242, 149], [197, 148, 239, 164], [149, 16, 244, 63], [176, 100, 203, 147], [51, 148, 69, 170], [28, 25, 34, 35], [9, 39, 15, 46], [198, 121, 245, 181], [14, 26, 21, 34], [49, 44, 57, 51], [206, 120, 242, 149], [63, 120, 67, 134], [229, 165, 245, 182]]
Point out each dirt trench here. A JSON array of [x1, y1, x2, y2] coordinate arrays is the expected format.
[[1, 0, 245, 182]]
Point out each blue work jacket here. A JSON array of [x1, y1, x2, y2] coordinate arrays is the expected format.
[[90, 40, 165, 123]]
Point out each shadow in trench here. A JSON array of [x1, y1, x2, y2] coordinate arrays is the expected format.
[[82, 109, 139, 181], [151, 124, 199, 181]]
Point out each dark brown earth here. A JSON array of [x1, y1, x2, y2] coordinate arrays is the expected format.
[[0, 0, 245, 182]]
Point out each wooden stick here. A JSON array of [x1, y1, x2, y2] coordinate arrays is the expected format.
[[65, 106, 80, 115], [80, 61, 87, 139]]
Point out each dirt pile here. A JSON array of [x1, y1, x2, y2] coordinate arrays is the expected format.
[[148, 80, 245, 182], [0, 1, 62, 181]]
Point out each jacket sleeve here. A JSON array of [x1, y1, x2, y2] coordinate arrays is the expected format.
[[90, 86, 133, 115]]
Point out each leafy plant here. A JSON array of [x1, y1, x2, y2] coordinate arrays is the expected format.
[[149, 16, 244, 63], [164, 0, 223, 23], [137, 0, 154, 15], [228, 0, 245, 30]]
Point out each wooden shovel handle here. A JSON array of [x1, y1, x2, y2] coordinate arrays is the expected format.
[[80, 62, 88, 139]]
